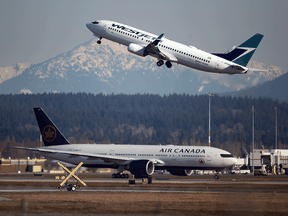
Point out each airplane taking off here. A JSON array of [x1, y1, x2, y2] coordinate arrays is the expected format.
[[15, 108, 237, 180], [86, 20, 264, 75]]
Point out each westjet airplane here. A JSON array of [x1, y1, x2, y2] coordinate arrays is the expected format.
[[15, 108, 237, 180], [86, 20, 264, 75]]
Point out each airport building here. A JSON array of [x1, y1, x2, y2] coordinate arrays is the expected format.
[[250, 149, 288, 174], [0, 158, 46, 173], [234, 149, 288, 175]]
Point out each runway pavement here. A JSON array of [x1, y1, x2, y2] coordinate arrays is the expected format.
[[0, 186, 288, 194], [1, 173, 288, 183], [1, 173, 288, 194]]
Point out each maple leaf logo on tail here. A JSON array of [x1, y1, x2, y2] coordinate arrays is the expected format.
[[42, 125, 57, 142]]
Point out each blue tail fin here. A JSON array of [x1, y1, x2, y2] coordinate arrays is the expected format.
[[212, 33, 264, 66], [33, 107, 70, 146]]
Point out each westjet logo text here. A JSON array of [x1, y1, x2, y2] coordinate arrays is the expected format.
[[111, 23, 156, 40]]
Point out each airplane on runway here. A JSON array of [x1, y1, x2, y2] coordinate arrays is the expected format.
[[86, 20, 264, 75], [14, 107, 237, 180]]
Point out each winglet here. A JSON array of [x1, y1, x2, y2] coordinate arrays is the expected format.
[[152, 33, 164, 46]]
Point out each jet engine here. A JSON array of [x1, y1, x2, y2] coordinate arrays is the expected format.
[[128, 160, 155, 178], [168, 169, 193, 176], [127, 43, 149, 57]]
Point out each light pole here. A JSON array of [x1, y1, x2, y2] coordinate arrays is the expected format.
[[275, 107, 277, 149], [40, 134, 43, 159], [208, 93, 213, 147], [252, 105, 255, 175]]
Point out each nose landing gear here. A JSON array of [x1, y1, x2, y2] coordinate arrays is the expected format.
[[214, 174, 220, 179], [97, 37, 102, 44], [94, 36, 102, 44]]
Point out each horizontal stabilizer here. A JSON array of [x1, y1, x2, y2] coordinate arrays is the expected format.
[[247, 68, 268, 72]]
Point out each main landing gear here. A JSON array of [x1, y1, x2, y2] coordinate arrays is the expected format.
[[156, 60, 172, 68], [157, 60, 164, 67], [112, 173, 129, 178]]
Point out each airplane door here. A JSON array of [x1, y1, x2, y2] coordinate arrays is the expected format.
[[177, 154, 184, 165], [102, 23, 107, 33], [215, 61, 220, 71], [207, 152, 212, 162], [109, 150, 114, 156], [172, 155, 183, 166]]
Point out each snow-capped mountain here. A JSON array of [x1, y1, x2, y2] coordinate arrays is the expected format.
[[0, 38, 286, 97], [0, 63, 30, 84]]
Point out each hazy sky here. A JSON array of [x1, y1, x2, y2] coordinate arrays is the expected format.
[[1, 0, 288, 70]]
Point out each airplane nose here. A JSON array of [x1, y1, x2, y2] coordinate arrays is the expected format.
[[86, 23, 93, 31], [86, 23, 95, 32]]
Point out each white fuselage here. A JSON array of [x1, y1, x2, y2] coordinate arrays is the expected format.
[[38, 144, 236, 170], [86, 20, 248, 74]]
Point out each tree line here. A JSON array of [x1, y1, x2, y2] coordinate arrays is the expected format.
[[0, 93, 287, 158]]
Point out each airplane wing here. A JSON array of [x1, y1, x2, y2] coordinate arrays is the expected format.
[[160, 50, 178, 62], [12, 146, 165, 165], [145, 33, 164, 51], [145, 34, 177, 62]]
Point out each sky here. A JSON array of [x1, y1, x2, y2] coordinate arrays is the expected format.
[[1, 0, 288, 70]]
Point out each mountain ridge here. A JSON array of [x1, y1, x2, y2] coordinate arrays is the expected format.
[[0, 38, 286, 99], [222, 72, 288, 102]]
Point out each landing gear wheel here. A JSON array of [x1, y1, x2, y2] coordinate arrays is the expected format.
[[157, 60, 164, 67], [67, 184, 77, 191], [97, 40, 101, 44], [165, 61, 172, 68], [214, 174, 219, 180], [112, 173, 129, 178]]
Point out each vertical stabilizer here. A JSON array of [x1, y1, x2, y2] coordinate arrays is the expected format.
[[33, 107, 70, 146], [212, 33, 264, 67]]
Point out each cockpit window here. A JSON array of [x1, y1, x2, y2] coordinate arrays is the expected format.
[[92, 21, 99, 24], [220, 154, 234, 158]]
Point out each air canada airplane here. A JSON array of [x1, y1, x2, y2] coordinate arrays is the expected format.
[[15, 108, 237, 180], [86, 20, 264, 75]]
